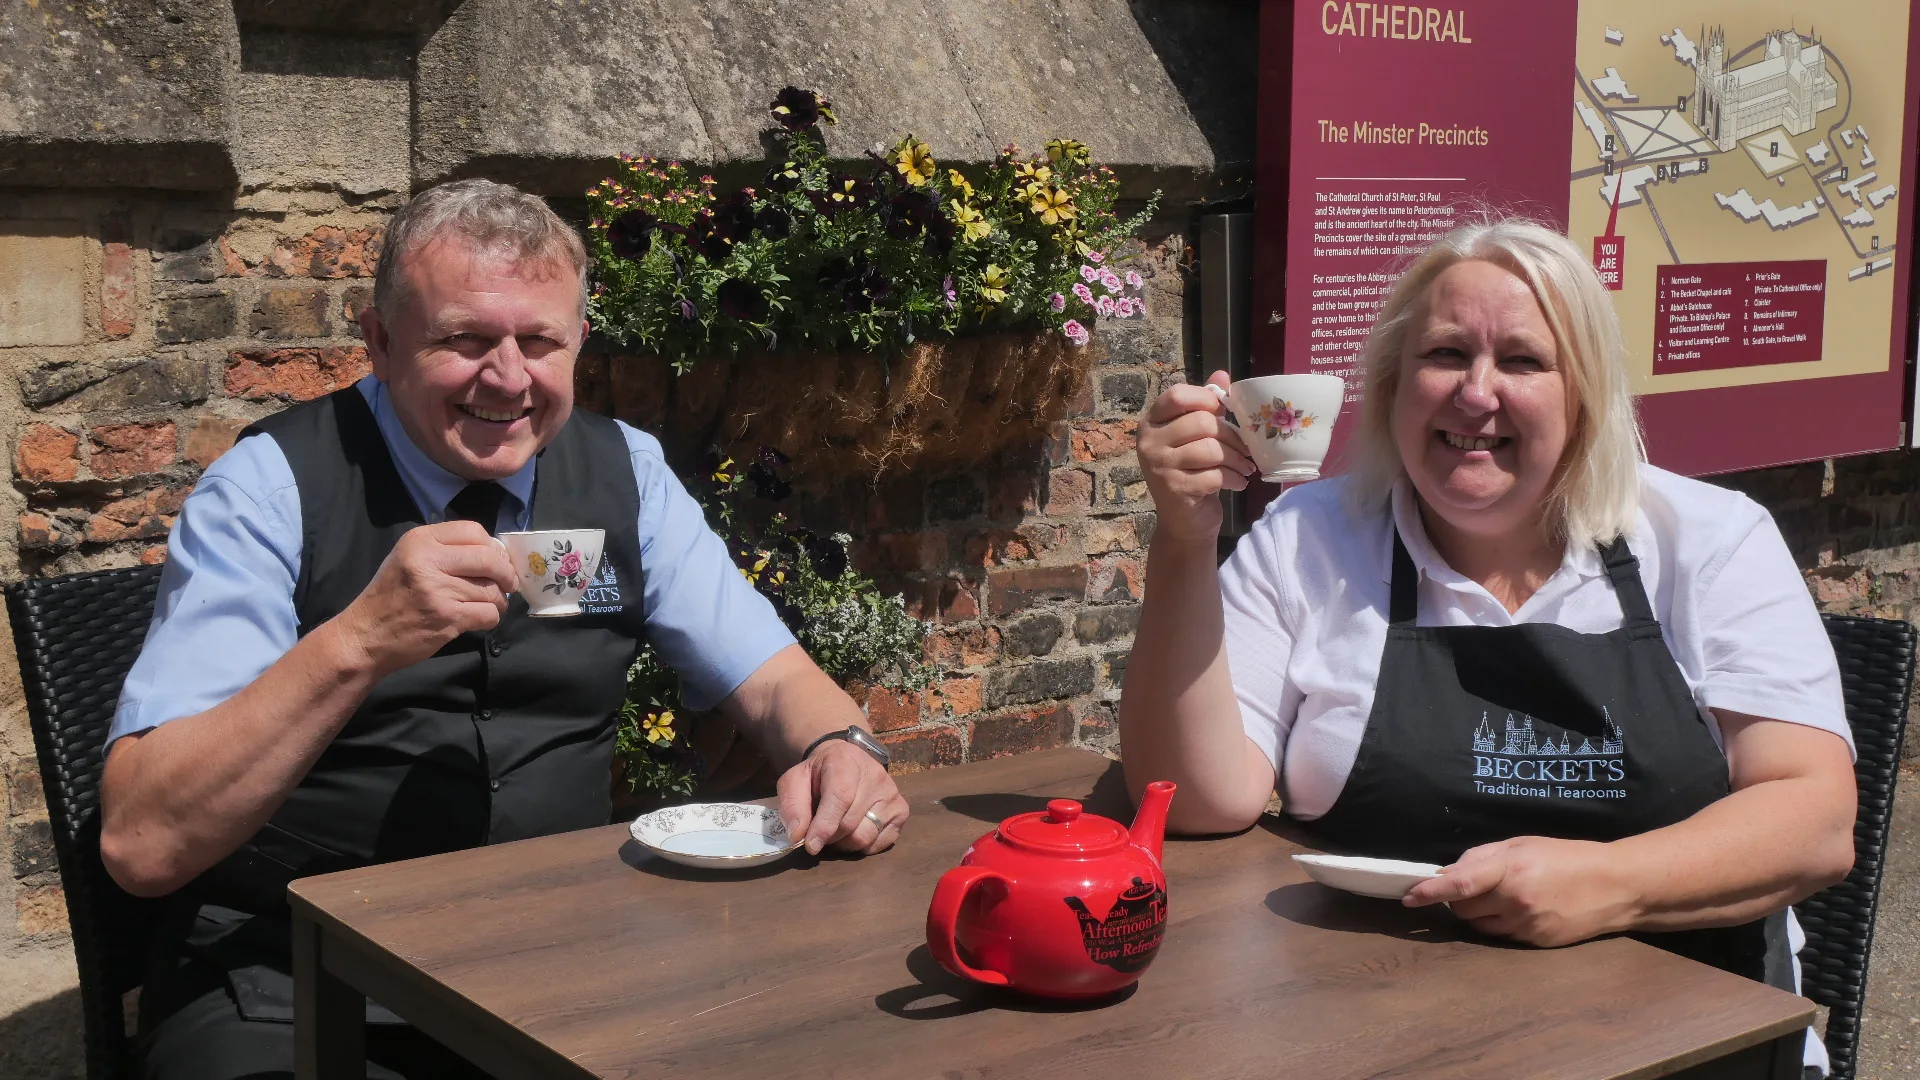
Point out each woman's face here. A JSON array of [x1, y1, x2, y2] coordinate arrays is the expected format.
[[1392, 259, 1572, 544]]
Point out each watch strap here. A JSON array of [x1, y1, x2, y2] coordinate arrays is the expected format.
[[802, 726, 889, 766]]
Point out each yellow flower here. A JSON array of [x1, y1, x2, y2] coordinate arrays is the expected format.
[[1013, 161, 1053, 188], [894, 138, 936, 187], [947, 169, 975, 199], [1046, 138, 1091, 167], [978, 264, 1010, 307], [1029, 185, 1076, 226], [712, 457, 735, 483], [642, 710, 676, 746], [527, 552, 548, 576], [948, 200, 991, 242]]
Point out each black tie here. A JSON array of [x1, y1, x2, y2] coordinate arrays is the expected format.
[[446, 481, 508, 536]]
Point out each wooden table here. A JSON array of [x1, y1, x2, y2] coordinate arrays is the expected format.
[[289, 748, 1813, 1079]]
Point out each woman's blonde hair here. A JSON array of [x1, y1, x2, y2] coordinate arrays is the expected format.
[[1345, 216, 1645, 548]]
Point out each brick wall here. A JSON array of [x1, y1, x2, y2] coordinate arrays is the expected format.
[[0, 190, 396, 957]]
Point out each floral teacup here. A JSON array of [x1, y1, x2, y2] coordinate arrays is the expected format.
[[496, 529, 605, 617], [1207, 373, 1345, 483]]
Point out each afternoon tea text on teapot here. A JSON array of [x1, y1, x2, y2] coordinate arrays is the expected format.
[[926, 781, 1175, 1000]]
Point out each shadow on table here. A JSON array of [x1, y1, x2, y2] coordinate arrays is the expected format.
[[1263, 881, 1470, 943], [616, 838, 817, 881], [874, 945, 1137, 1021], [938, 761, 1135, 825]]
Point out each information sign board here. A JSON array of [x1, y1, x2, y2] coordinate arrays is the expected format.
[[1253, 0, 1920, 476]]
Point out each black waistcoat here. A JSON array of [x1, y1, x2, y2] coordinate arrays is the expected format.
[[163, 388, 648, 1022], [1306, 532, 1780, 984]]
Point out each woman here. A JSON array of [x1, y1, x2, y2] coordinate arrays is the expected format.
[[1121, 218, 1855, 1072]]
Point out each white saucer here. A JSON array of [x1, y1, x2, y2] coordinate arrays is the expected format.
[[1292, 853, 1443, 899], [629, 803, 802, 870]]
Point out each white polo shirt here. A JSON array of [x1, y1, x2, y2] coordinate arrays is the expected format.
[[1221, 463, 1852, 820], [1220, 464, 1850, 1074]]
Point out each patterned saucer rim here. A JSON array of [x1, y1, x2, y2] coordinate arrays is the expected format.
[[629, 802, 802, 864]]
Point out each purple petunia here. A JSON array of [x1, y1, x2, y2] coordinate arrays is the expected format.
[[1072, 282, 1095, 305], [1062, 319, 1090, 346], [1050, 292, 1067, 312]]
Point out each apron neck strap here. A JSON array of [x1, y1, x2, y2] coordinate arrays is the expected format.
[[1389, 531, 1655, 625], [1599, 537, 1656, 623]]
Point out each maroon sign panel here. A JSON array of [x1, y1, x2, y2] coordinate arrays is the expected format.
[[1253, 0, 1920, 478]]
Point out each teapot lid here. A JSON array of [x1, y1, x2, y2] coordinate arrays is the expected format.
[[998, 799, 1128, 856]]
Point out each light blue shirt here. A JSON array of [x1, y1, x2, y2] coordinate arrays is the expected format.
[[110, 376, 795, 741]]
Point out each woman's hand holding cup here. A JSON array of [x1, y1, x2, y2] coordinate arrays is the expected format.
[[1138, 370, 1257, 544]]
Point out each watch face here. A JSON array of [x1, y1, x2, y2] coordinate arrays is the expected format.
[[849, 726, 891, 764]]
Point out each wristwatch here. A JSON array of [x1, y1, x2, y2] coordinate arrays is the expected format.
[[802, 725, 891, 768]]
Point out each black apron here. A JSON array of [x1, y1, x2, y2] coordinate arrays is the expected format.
[[1306, 529, 1786, 985]]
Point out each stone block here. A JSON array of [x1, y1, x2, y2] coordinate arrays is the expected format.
[[1076, 604, 1141, 645], [1070, 418, 1138, 462], [227, 346, 371, 401], [1043, 468, 1094, 514], [21, 358, 144, 409], [9, 817, 56, 877], [86, 486, 190, 544], [866, 687, 923, 733], [931, 676, 983, 717], [19, 513, 70, 551], [187, 416, 255, 468], [971, 704, 1075, 759], [156, 293, 237, 344], [1100, 372, 1150, 414], [234, 32, 412, 197], [1102, 465, 1148, 506], [987, 470, 1039, 521], [878, 726, 964, 774], [987, 564, 1087, 616], [1004, 615, 1063, 659], [1088, 554, 1145, 602], [1084, 515, 1140, 555], [66, 358, 210, 412], [16, 425, 81, 484], [6, 763, 46, 819], [0, 226, 87, 347], [89, 422, 179, 479], [1104, 649, 1130, 691], [873, 531, 949, 573], [0, 1, 238, 190], [103, 241, 138, 337], [987, 658, 1096, 708], [925, 626, 1002, 668], [928, 476, 985, 522], [155, 231, 223, 283], [964, 523, 1065, 567], [343, 286, 375, 338], [249, 287, 333, 339], [15, 883, 69, 937]]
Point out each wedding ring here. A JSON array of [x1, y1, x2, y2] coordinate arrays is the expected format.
[[865, 808, 885, 827]]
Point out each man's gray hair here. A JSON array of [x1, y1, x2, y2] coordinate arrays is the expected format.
[[373, 178, 590, 322]]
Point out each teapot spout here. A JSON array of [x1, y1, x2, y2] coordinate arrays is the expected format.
[[1129, 780, 1177, 863]]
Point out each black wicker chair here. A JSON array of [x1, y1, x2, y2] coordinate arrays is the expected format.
[[7, 564, 165, 1080], [1796, 614, 1918, 1080]]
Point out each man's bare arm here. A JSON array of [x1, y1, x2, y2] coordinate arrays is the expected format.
[[100, 522, 516, 897]]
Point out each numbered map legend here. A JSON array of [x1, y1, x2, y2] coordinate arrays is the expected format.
[[1653, 260, 1825, 374]]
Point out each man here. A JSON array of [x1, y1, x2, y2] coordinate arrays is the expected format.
[[102, 179, 906, 1078]]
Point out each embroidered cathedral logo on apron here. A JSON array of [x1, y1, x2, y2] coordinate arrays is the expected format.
[[1469, 709, 1627, 799]]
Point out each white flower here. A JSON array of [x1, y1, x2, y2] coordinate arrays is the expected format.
[[1125, 270, 1144, 288], [1095, 295, 1116, 317], [1062, 318, 1090, 346], [1100, 270, 1123, 293]]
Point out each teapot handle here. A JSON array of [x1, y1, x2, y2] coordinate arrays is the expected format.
[[926, 865, 1012, 986]]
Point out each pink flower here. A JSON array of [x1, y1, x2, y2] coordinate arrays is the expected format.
[[1080, 264, 1100, 283], [1100, 270, 1123, 293], [1088, 250, 1105, 264], [1073, 282, 1095, 304], [1095, 295, 1116, 317], [558, 551, 583, 577], [1125, 270, 1144, 288], [1274, 404, 1303, 436], [1115, 297, 1136, 317], [1050, 292, 1067, 312], [1062, 319, 1090, 346]]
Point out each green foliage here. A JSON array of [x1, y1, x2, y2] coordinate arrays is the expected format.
[[586, 87, 1159, 368], [615, 448, 934, 798]]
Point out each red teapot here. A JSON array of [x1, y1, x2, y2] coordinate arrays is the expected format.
[[926, 780, 1175, 1000]]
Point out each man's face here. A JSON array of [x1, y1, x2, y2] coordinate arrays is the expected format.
[[363, 239, 587, 481]]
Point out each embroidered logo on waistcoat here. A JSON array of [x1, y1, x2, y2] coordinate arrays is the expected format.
[[1469, 707, 1627, 801], [580, 559, 627, 615]]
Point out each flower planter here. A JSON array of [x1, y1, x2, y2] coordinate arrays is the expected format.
[[602, 330, 1094, 478]]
